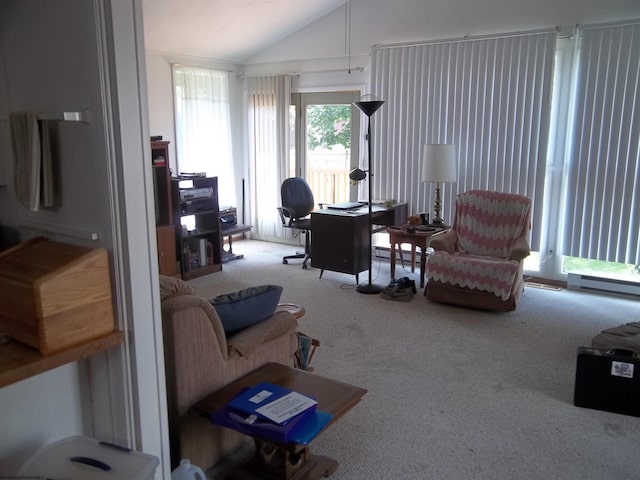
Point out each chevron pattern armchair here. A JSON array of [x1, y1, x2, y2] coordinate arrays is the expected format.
[[424, 190, 532, 311]]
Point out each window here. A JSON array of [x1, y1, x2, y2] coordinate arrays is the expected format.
[[173, 65, 235, 206], [371, 31, 557, 251], [290, 92, 361, 206], [370, 24, 640, 284], [561, 22, 640, 269]]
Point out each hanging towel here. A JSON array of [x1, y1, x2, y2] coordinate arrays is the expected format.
[[40, 119, 54, 208], [10, 112, 55, 211], [10, 112, 41, 211]]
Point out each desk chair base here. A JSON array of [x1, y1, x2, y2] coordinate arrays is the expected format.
[[282, 229, 311, 269], [283, 253, 311, 269]]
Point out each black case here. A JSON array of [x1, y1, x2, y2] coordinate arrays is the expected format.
[[574, 347, 640, 417]]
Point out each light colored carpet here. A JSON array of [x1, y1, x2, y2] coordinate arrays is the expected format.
[[188, 240, 640, 480]]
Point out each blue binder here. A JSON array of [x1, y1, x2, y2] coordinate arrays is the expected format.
[[226, 382, 316, 425], [288, 410, 333, 445], [212, 404, 332, 445]]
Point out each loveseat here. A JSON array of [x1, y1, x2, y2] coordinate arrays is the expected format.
[[159, 275, 300, 471]]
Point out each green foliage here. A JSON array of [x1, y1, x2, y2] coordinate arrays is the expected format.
[[307, 105, 351, 150], [563, 256, 639, 279]]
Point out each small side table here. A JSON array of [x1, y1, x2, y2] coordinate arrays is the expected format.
[[221, 224, 252, 263], [388, 226, 447, 288], [276, 303, 306, 319]]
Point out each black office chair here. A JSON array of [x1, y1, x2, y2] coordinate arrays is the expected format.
[[277, 177, 314, 269]]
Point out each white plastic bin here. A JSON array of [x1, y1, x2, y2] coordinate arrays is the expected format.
[[19, 435, 159, 480]]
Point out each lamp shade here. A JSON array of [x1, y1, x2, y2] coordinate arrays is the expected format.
[[422, 144, 457, 183], [349, 168, 367, 181], [353, 100, 385, 117]]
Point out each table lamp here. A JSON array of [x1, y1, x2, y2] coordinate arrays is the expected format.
[[422, 144, 457, 226]]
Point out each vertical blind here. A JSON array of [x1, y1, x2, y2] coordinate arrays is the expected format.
[[370, 31, 557, 250], [246, 75, 291, 241], [562, 22, 640, 264]]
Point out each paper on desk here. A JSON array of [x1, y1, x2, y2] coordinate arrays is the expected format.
[[255, 391, 317, 424]]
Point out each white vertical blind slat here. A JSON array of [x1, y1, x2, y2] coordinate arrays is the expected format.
[[370, 31, 556, 249], [247, 76, 291, 241], [563, 22, 640, 264]]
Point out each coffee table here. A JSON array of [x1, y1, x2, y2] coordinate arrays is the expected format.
[[193, 362, 367, 480]]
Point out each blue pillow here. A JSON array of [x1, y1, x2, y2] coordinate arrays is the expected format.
[[210, 285, 283, 335]]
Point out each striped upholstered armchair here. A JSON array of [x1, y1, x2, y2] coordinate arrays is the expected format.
[[424, 190, 532, 311]]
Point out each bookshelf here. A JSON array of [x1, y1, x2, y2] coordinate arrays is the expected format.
[[172, 176, 223, 279]]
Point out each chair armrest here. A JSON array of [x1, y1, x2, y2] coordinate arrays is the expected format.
[[430, 229, 458, 253], [508, 236, 531, 262], [277, 207, 293, 226], [227, 311, 298, 358]]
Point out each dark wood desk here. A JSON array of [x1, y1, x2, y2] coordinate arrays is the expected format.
[[310, 203, 407, 280], [194, 362, 367, 480]]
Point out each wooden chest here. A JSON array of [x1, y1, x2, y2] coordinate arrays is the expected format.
[[0, 238, 115, 354]]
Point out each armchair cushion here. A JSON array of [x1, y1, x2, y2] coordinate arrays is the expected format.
[[427, 252, 521, 301], [210, 285, 283, 335], [227, 311, 298, 357]]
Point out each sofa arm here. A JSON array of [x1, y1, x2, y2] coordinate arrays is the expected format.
[[430, 229, 458, 253], [227, 311, 298, 358], [508, 236, 531, 262], [161, 292, 229, 361]]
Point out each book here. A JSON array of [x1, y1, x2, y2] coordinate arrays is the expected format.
[[199, 238, 208, 266], [226, 382, 317, 425]]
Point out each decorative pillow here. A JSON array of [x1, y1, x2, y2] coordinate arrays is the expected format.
[[210, 285, 283, 335]]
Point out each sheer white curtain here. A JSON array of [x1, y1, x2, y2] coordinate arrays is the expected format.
[[173, 65, 236, 206], [562, 21, 640, 264], [246, 75, 291, 241], [370, 30, 557, 250]]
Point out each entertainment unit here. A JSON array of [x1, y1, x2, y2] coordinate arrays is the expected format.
[[172, 176, 223, 279]]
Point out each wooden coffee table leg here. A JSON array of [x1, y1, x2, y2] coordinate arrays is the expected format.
[[226, 439, 338, 480]]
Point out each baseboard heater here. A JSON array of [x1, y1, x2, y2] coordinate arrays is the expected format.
[[567, 273, 640, 297]]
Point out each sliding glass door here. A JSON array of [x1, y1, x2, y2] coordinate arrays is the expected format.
[[290, 92, 361, 206]]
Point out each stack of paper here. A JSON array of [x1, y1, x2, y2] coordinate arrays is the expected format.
[[212, 382, 333, 444]]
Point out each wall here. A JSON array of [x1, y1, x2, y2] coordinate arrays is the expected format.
[[0, 1, 114, 472], [246, 0, 640, 65], [145, 0, 640, 173], [146, 53, 177, 175], [0, 0, 169, 476]]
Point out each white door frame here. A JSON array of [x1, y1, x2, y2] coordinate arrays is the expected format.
[[92, 0, 170, 477]]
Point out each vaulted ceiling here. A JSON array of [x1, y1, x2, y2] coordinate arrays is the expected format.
[[142, 0, 345, 63]]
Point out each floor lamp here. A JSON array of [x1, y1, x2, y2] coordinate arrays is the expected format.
[[350, 98, 385, 294]]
